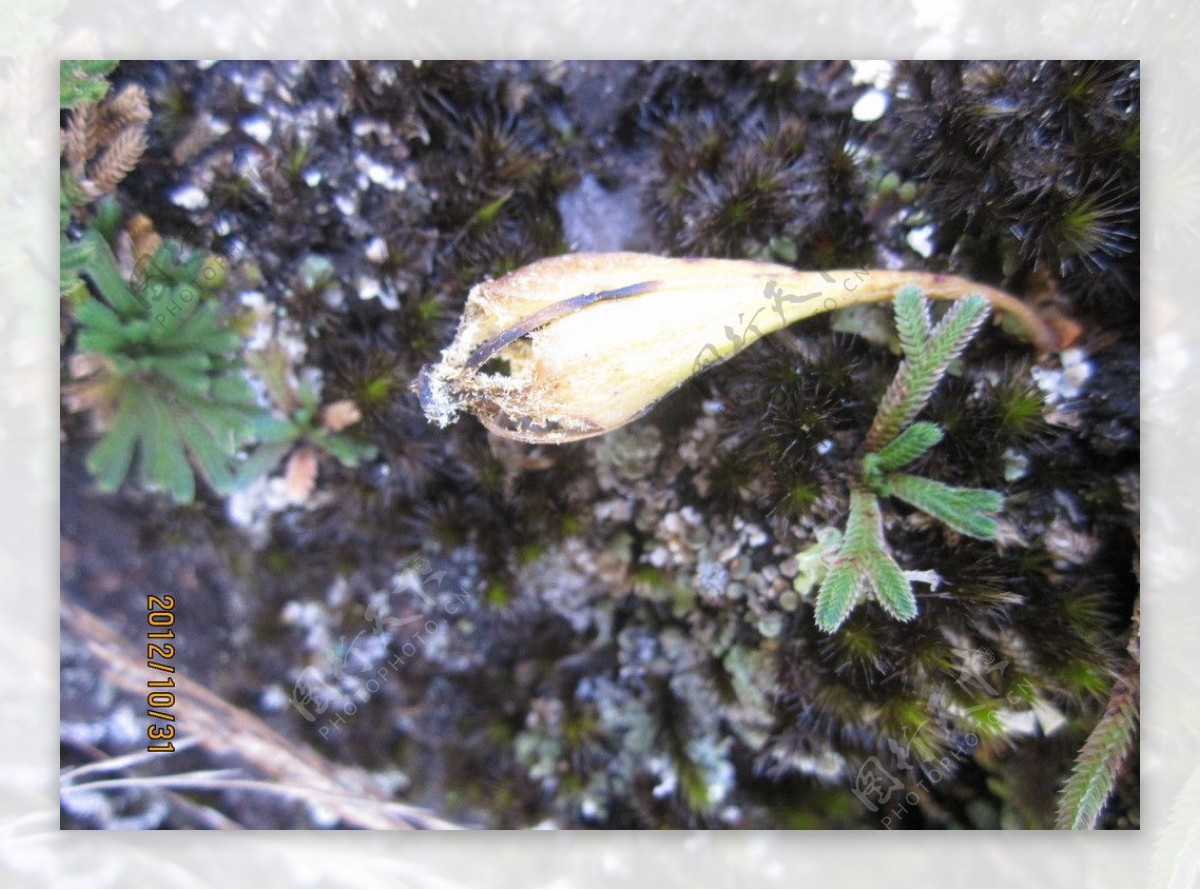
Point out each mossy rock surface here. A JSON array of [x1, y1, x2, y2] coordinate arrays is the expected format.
[[61, 60, 1139, 829]]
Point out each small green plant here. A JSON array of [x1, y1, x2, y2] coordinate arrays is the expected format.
[[236, 343, 377, 494], [234, 380, 378, 489], [60, 60, 119, 110], [66, 233, 262, 503], [814, 285, 1004, 632], [61, 62, 264, 503]]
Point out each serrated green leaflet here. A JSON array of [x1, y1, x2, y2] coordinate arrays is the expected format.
[[894, 284, 931, 356], [815, 564, 860, 633], [871, 422, 943, 473], [808, 285, 1007, 632], [887, 474, 1003, 540]]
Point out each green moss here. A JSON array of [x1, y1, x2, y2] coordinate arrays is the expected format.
[[1059, 660, 1113, 700], [416, 296, 443, 322], [878, 697, 943, 762], [486, 581, 512, 607], [283, 141, 312, 181], [517, 542, 546, 566], [59, 60, 1139, 832], [484, 720, 515, 745], [472, 192, 512, 226], [358, 373, 395, 407], [678, 759, 714, 814], [838, 623, 881, 662], [562, 712, 600, 748], [1061, 588, 1111, 634], [264, 549, 290, 574], [997, 378, 1048, 440], [782, 481, 820, 516]]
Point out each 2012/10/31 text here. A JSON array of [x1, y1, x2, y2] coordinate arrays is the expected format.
[[146, 594, 176, 752]]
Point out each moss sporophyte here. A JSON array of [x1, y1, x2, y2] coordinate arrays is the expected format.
[[415, 252, 1062, 445]]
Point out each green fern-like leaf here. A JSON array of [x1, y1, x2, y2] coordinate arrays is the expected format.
[[886, 473, 1003, 539], [871, 421, 944, 473], [233, 441, 293, 489], [815, 563, 860, 633], [312, 429, 378, 467], [867, 292, 990, 450], [837, 489, 879, 558], [177, 412, 238, 494], [816, 286, 1015, 633], [815, 491, 917, 631], [249, 414, 301, 444], [1056, 669, 1139, 829], [889, 293, 990, 433], [862, 546, 916, 622], [60, 239, 96, 276], [60, 60, 118, 110], [815, 490, 881, 632], [927, 293, 991, 363], [894, 284, 932, 356], [908, 295, 987, 393], [145, 393, 196, 502], [846, 491, 916, 622]]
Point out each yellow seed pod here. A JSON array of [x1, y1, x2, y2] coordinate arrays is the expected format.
[[415, 252, 1060, 444]]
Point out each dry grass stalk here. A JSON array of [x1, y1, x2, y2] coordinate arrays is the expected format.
[[61, 600, 462, 830]]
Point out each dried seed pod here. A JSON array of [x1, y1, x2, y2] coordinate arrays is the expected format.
[[415, 252, 1060, 444]]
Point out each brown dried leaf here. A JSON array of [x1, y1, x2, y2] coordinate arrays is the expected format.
[[67, 351, 114, 381], [64, 352, 120, 426], [64, 102, 96, 177], [285, 445, 319, 503], [88, 126, 148, 195], [127, 213, 161, 267], [93, 84, 150, 146], [319, 399, 362, 433]]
